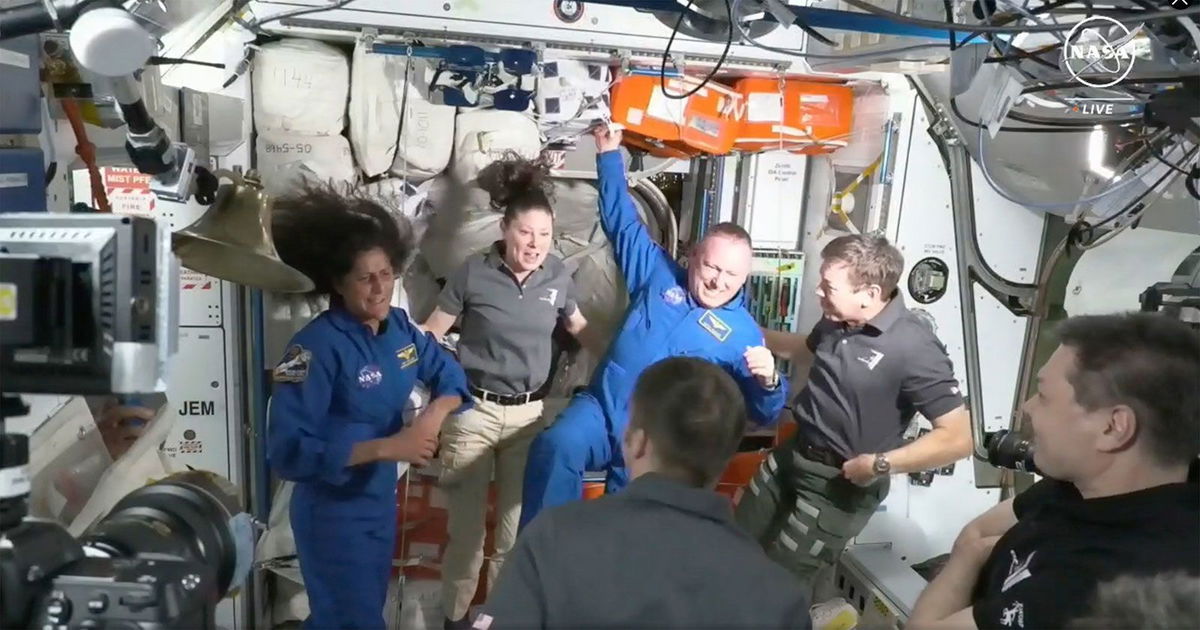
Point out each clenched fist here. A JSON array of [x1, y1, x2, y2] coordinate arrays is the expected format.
[[592, 124, 623, 153], [744, 346, 779, 389]]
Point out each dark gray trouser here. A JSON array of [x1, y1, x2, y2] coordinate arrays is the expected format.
[[734, 439, 889, 596]]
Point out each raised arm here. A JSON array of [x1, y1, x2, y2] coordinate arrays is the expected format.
[[594, 126, 671, 294]]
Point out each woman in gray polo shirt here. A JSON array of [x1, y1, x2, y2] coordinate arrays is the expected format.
[[422, 157, 589, 630]]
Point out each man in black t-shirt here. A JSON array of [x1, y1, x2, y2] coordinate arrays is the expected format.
[[910, 312, 1200, 630]]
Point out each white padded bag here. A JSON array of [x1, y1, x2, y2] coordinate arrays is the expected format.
[[252, 39, 349, 136], [255, 132, 356, 196], [359, 177, 437, 244], [390, 58, 457, 182], [348, 38, 403, 177], [536, 54, 611, 144], [451, 109, 540, 183]]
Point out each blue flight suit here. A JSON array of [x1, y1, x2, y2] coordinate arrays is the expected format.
[[520, 150, 790, 528], [268, 305, 471, 630]]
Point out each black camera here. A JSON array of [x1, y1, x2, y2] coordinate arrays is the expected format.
[[1, 466, 250, 628], [984, 429, 1039, 475]]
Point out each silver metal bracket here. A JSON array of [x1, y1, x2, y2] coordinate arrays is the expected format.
[[924, 101, 1041, 468]]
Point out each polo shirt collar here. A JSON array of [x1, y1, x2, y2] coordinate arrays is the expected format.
[[328, 303, 388, 335], [863, 291, 905, 334], [623, 473, 733, 523]]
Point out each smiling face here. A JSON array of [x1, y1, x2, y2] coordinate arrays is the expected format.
[[687, 234, 752, 309], [335, 247, 395, 326], [502, 208, 554, 274], [813, 258, 889, 326], [1020, 344, 1135, 482]]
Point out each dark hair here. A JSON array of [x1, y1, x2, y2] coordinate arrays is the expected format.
[[703, 222, 752, 247], [629, 357, 748, 487], [1068, 572, 1200, 630], [476, 154, 554, 223], [271, 179, 415, 296], [821, 233, 905, 295], [1056, 312, 1200, 467]]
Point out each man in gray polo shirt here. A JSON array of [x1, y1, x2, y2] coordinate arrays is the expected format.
[[735, 233, 973, 595], [421, 158, 589, 629]]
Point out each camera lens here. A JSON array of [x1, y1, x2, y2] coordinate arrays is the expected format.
[[81, 471, 247, 599], [985, 430, 1038, 475]]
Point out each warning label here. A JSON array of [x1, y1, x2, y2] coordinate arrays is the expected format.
[[181, 269, 215, 291], [102, 167, 153, 190], [100, 167, 156, 218]]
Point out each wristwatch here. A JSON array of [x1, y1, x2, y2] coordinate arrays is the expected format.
[[764, 371, 781, 390], [872, 453, 892, 476]]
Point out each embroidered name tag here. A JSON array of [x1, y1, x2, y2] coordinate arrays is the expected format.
[[272, 345, 311, 383], [698, 310, 732, 342], [396, 343, 419, 369], [357, 364, 384, 389]]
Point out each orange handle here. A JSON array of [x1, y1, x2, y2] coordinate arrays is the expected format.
[[60, 97, 110, 213]]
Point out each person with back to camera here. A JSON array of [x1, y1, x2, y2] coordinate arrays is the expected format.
[[518, 124, 789, 527], [420, 156, 590, 630], [266, 181, 472, 629], [909, 312, 1200, 630], [479, 356, 812, 630]]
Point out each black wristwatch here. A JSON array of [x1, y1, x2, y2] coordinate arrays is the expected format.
[[872, 453, 892, 476]]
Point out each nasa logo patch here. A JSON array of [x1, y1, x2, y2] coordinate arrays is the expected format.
[[662, 286, 686, 306], [357, 364, 383, 389]]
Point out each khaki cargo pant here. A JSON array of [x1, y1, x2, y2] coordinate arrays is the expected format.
[[438, 397, 546, 621], [734, 439, 889, 596]]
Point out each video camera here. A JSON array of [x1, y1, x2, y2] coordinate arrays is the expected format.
[[0, 214, 252, 629], [983, 429, 1038, 475]]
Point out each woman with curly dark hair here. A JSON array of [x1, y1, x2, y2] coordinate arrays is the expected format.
[[421, 156, 589, 629], [266, 181, 472, 629]]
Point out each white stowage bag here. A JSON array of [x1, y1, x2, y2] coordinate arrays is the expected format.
[[359, 177, 437, 245], [390, 58, 457, 182], [255, 132, 356, 196], [348, 39, 404, 177], [253, 39, 350, 136], [536, 53, 612, 145], [451, 109, 541, 183]]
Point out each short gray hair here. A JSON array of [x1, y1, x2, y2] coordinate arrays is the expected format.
[[1068, 572, 1200, 630], [820, 234, 905, 295]]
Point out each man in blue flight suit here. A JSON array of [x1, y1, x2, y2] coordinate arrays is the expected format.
[[267, 182, 473, 629], [520, 125, 789, 528]]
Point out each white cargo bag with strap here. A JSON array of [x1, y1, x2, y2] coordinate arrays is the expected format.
[[348, 38, 404, 177], [390, 58, 457, 182], [255, 132, 356, 196], [451, 109, 540, 183], [252, 39, 349, 136]]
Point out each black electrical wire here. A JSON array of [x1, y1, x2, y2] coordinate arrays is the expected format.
[[244, 0, 357, 32], [840, 0, 1200, 34], [148, 56, 225, 70], [943, 0, 956, 52], [1148, 141, 1194, 176], [659, 0, 733, 100]]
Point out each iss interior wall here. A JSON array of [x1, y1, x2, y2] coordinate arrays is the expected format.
[[851, 92, 1046, 565]]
